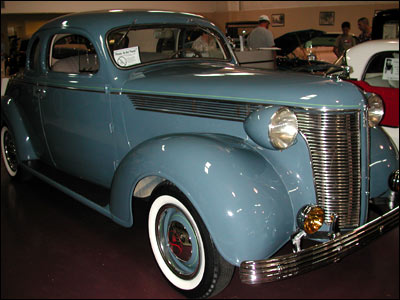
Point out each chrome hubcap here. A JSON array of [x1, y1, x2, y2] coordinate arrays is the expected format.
[[156, 204, 200, 279]]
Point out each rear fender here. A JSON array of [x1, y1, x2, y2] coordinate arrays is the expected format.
[[1, 96, 37, 161], [110, 133, 294, 266]]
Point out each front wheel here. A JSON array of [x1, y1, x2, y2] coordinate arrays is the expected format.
[[148, 183, 234, 298]]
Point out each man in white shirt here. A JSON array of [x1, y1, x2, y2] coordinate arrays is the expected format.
[[247, 15, 275, 49]]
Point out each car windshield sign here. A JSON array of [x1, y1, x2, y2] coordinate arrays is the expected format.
[[113, 46, 141, 66], [107, 25, 229, 68], [383, 57, 399, 80]]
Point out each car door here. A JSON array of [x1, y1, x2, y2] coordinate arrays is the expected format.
[[13, 35, 54, 164], [40, 31, 116, 187]]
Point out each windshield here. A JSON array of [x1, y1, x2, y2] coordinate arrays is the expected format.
[[107, 25, 231, 68]]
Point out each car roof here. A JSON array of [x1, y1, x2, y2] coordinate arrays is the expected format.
[[345, 39, 399, 79], [37, 10, 211, 36]]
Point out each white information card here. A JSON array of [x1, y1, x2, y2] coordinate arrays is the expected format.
[[382, 58, 399, 81], [114, 46, 141, 67]]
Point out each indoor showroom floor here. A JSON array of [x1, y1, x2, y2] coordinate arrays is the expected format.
[[1, 158, 399, 299]]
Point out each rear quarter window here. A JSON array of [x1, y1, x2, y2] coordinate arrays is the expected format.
[[48, 34, 99, 74]]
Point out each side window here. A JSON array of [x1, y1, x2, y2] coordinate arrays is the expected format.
[[49, 34, 99, 73], [29, 37, 40, 71], [363, 51, 399, 88]]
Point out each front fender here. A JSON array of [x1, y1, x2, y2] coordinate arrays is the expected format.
[[1, 96, 37, 161], [370, 127, 399, 197], [110, 133, 294, 266]]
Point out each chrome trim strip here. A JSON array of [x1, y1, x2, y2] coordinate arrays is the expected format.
[[239, 206, 399, 285], [43, 83, 105, 93], [6, 79, 105, 93]]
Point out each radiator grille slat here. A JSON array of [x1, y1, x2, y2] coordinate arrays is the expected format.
[[296, 111, 361, 229], [128, 93, 261, 121]]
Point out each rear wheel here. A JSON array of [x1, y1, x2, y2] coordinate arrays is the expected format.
[[1, 125, 18, 177], [1, 125, 31, 181], [148, 183, 234, 298]]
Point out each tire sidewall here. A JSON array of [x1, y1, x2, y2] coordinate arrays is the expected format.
[[1, 126, 18, 177]]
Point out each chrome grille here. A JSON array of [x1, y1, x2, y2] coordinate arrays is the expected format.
[[296, 110, 361, 229]]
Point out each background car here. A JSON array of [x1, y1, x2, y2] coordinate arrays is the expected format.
[[372, 8, 399, 40], [333, 39, 399, 148], [274, 29, 342, 73], [279, 31, 345, 63], [225, 21, 341, 64], [225, 23, 342, 73]]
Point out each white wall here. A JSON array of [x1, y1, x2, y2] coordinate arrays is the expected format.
[[2, 1, 398, 14], [239, 1, 398, 10]]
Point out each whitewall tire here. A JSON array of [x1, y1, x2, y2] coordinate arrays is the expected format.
[[1, 126, 18, 177], [148, 183, 234, 298], [149, 194, 206, 290]]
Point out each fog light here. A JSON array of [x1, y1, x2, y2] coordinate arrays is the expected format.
[[297, 205, 325, 234], [389, 170, 399, 192]]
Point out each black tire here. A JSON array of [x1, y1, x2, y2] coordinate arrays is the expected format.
[[1, 125, 31, 181], [148, 182, 234, 298]]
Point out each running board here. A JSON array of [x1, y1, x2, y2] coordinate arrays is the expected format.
[[21, 160, 112, 219]]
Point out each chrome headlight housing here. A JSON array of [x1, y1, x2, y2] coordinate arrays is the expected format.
[[367, 93, 384, 127], [244, 106, 298, 150], [269, 107, 298, 149]]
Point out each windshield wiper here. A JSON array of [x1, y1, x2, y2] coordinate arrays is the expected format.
[[116, 19, 136, 48]]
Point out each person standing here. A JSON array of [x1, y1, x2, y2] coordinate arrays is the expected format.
[[357, 17, 372, 43], [334, 21, 357, 57], [247, 15, 275, 49]]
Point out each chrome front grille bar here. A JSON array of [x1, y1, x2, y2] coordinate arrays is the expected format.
[[296, 111, 362, 229]]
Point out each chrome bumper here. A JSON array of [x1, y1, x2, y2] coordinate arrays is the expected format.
[[240, 206, 399, 284]]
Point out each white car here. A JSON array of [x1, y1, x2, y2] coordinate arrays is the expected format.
[[336, 39, 399, 149]]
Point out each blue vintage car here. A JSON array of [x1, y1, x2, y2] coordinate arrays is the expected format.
[[1, 10, 399, 298]]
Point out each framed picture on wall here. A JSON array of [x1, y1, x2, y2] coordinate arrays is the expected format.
[[271, 14, 285, 27], [319, 11, 335, 25]]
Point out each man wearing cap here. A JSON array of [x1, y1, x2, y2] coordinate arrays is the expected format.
[[247, 15, 275, 49]]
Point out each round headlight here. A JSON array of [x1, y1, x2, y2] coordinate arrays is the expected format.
[[269, 107, 298, 149], [367, 94, 384, 127]]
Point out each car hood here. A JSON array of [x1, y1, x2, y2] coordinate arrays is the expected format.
[[120, 62, 364, 110], [274, 29, 325, 57]]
